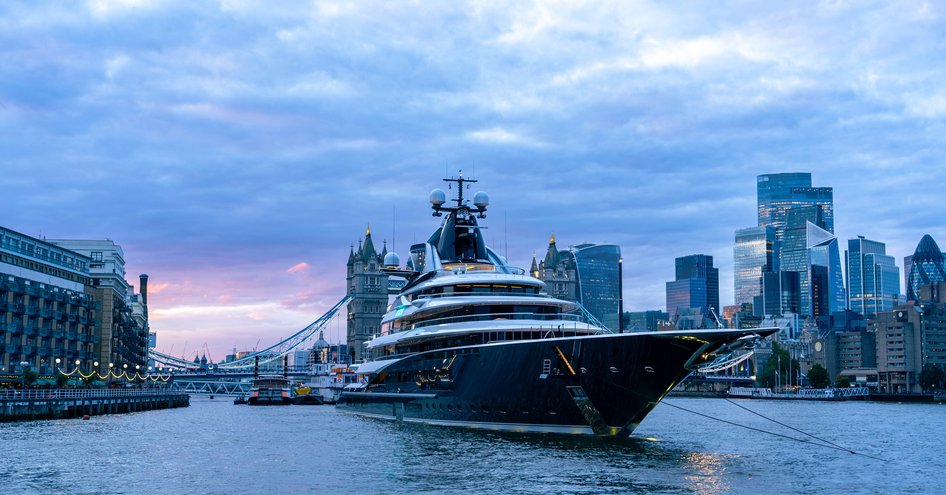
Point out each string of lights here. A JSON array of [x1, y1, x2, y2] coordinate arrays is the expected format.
[[56, 366, 171, 382]]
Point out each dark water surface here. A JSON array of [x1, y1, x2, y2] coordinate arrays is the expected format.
[[1, 397, 943, 494]]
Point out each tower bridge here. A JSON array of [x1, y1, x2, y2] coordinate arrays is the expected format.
[[149, 295, 352, 394]]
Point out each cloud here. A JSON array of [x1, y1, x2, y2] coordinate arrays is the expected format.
[[286, 262, 311, 274], [3, 1, 946, 357]]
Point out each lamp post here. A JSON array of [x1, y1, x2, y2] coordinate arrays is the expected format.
[[19, 361, 30, 390]]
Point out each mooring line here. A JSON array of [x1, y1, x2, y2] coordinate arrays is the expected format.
[[659, 399, 887, 462], [722, 397, 849, 452], [582, 372, 886, 461]]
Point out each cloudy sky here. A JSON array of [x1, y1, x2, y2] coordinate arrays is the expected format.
[[3, 0, 945, 360]]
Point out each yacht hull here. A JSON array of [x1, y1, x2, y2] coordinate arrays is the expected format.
[[337, 329, 767, 436]]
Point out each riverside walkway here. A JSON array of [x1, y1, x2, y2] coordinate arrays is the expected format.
[[0, 388, 189, 421]]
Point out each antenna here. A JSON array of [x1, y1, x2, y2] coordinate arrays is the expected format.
[[392, 205, 396, 255]]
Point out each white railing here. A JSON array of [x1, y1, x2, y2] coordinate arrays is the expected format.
[[0, 388, 187, 400]]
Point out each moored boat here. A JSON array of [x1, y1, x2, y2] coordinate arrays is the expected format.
[[247, 375, 293, 405], [337, 174, 775, 435]]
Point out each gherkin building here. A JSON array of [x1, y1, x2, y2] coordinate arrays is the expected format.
[[907, 234, 946, 301]]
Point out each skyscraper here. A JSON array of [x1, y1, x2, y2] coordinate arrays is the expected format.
[[537, 238, 622, 332], [666, 254, 719, 321], [733, 226, 777, 306], [757, 172, 834, 240], [906, 235, 946, 301], [779, 207, 844, 318], [846, 236, 900, 317]]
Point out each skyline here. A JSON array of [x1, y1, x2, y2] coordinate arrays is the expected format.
[[3, 1, 946, 360]]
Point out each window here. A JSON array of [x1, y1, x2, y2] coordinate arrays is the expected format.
[[91, 252, 103, 262]]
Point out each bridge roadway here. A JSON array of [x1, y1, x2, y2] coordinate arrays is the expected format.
[[168, 370, 315, 396]]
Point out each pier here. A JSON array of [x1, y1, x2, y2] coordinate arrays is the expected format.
[[0, 389, 189, 421]]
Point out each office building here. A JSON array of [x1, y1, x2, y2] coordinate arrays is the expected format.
[[623, 310, 669, 332], [779, 206, 845, 318], [733, 226, 777, 307], [757, 172, 834, 240], [538, 236, 622, 332], [666, 254, 719, 321], [905, 235, 946, 302], [846, 236, 900, 317]]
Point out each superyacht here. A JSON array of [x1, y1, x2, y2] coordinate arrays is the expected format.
[[337, 174, 774, 435]]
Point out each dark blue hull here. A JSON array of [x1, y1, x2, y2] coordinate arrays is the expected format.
[[338, 329, 765, 435]]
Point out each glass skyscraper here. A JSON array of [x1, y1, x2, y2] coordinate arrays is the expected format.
[[733, 226, 777, 306], [757, 173, 834, 240], [846, 236, 900, 316], [906, 235, 946, 301], [554, 243, 622, 332], [780, 206, 845, 317], [666, 254, 719, 320]]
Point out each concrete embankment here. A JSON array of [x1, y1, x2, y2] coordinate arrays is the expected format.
[[0, 389, 189, 421]]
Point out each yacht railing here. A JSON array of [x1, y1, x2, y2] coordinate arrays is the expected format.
[[436, 265, 528, 276], [409, 291, 553, 301], [390, 311, 599, 332]]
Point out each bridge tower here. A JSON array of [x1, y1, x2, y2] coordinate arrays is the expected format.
[[346, 227, 389, 363]]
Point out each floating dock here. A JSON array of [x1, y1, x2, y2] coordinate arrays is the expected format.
[[0, 388, 189, 421]]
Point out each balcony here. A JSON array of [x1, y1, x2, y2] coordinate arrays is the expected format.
[[8, 345, 21, 355], [23, 326, 38, 337], [24, 285, 40, 297], [66, 331, 78, 341], [39, 327, 52, 338], [21, 345, 33, 355], [54, 347, 65, 356], [7, 323, 23, 335], [53, 330, 65, 339], [79, 314, 89, 324], [10, 303, 25, 314], [40, 307, 53, 318], [67, 314, 77, 323], [39, 347, 52, 357]]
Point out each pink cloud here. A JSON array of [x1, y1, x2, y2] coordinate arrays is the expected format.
[[148, 282, 171, 294], [286, 262, 311, 274]]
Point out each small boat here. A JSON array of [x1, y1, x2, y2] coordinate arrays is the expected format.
[[247, 375, 293, 405], [233, 396, 248, 405], [291, 384, 325, 405]]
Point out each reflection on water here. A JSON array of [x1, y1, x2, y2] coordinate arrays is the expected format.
[[1, 397, 944, 494]]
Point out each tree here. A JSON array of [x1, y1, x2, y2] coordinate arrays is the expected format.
[[919, 364, 945, 391], [835, 375, 851, 388], [758, 342, 800, 388], [55, 372, 69, 389], [807, 364, 830, 389], [21, 367, 38, 388]]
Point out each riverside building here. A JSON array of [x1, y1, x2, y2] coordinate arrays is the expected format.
[[0, 227, 96, 377], [46, 239, 150, 374], [0, 226, 150, 380]]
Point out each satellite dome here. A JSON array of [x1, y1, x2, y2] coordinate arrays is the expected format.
[[383, 251, 400, 268], [430, 188, 446, 207], [473, 191, 489, 209]]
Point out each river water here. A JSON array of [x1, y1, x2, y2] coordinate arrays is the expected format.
[[1, 397, 943, 494]]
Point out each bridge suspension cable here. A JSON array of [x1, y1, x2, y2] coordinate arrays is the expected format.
[[150, 295, 353, 371], [696, 350, 754, 374]]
